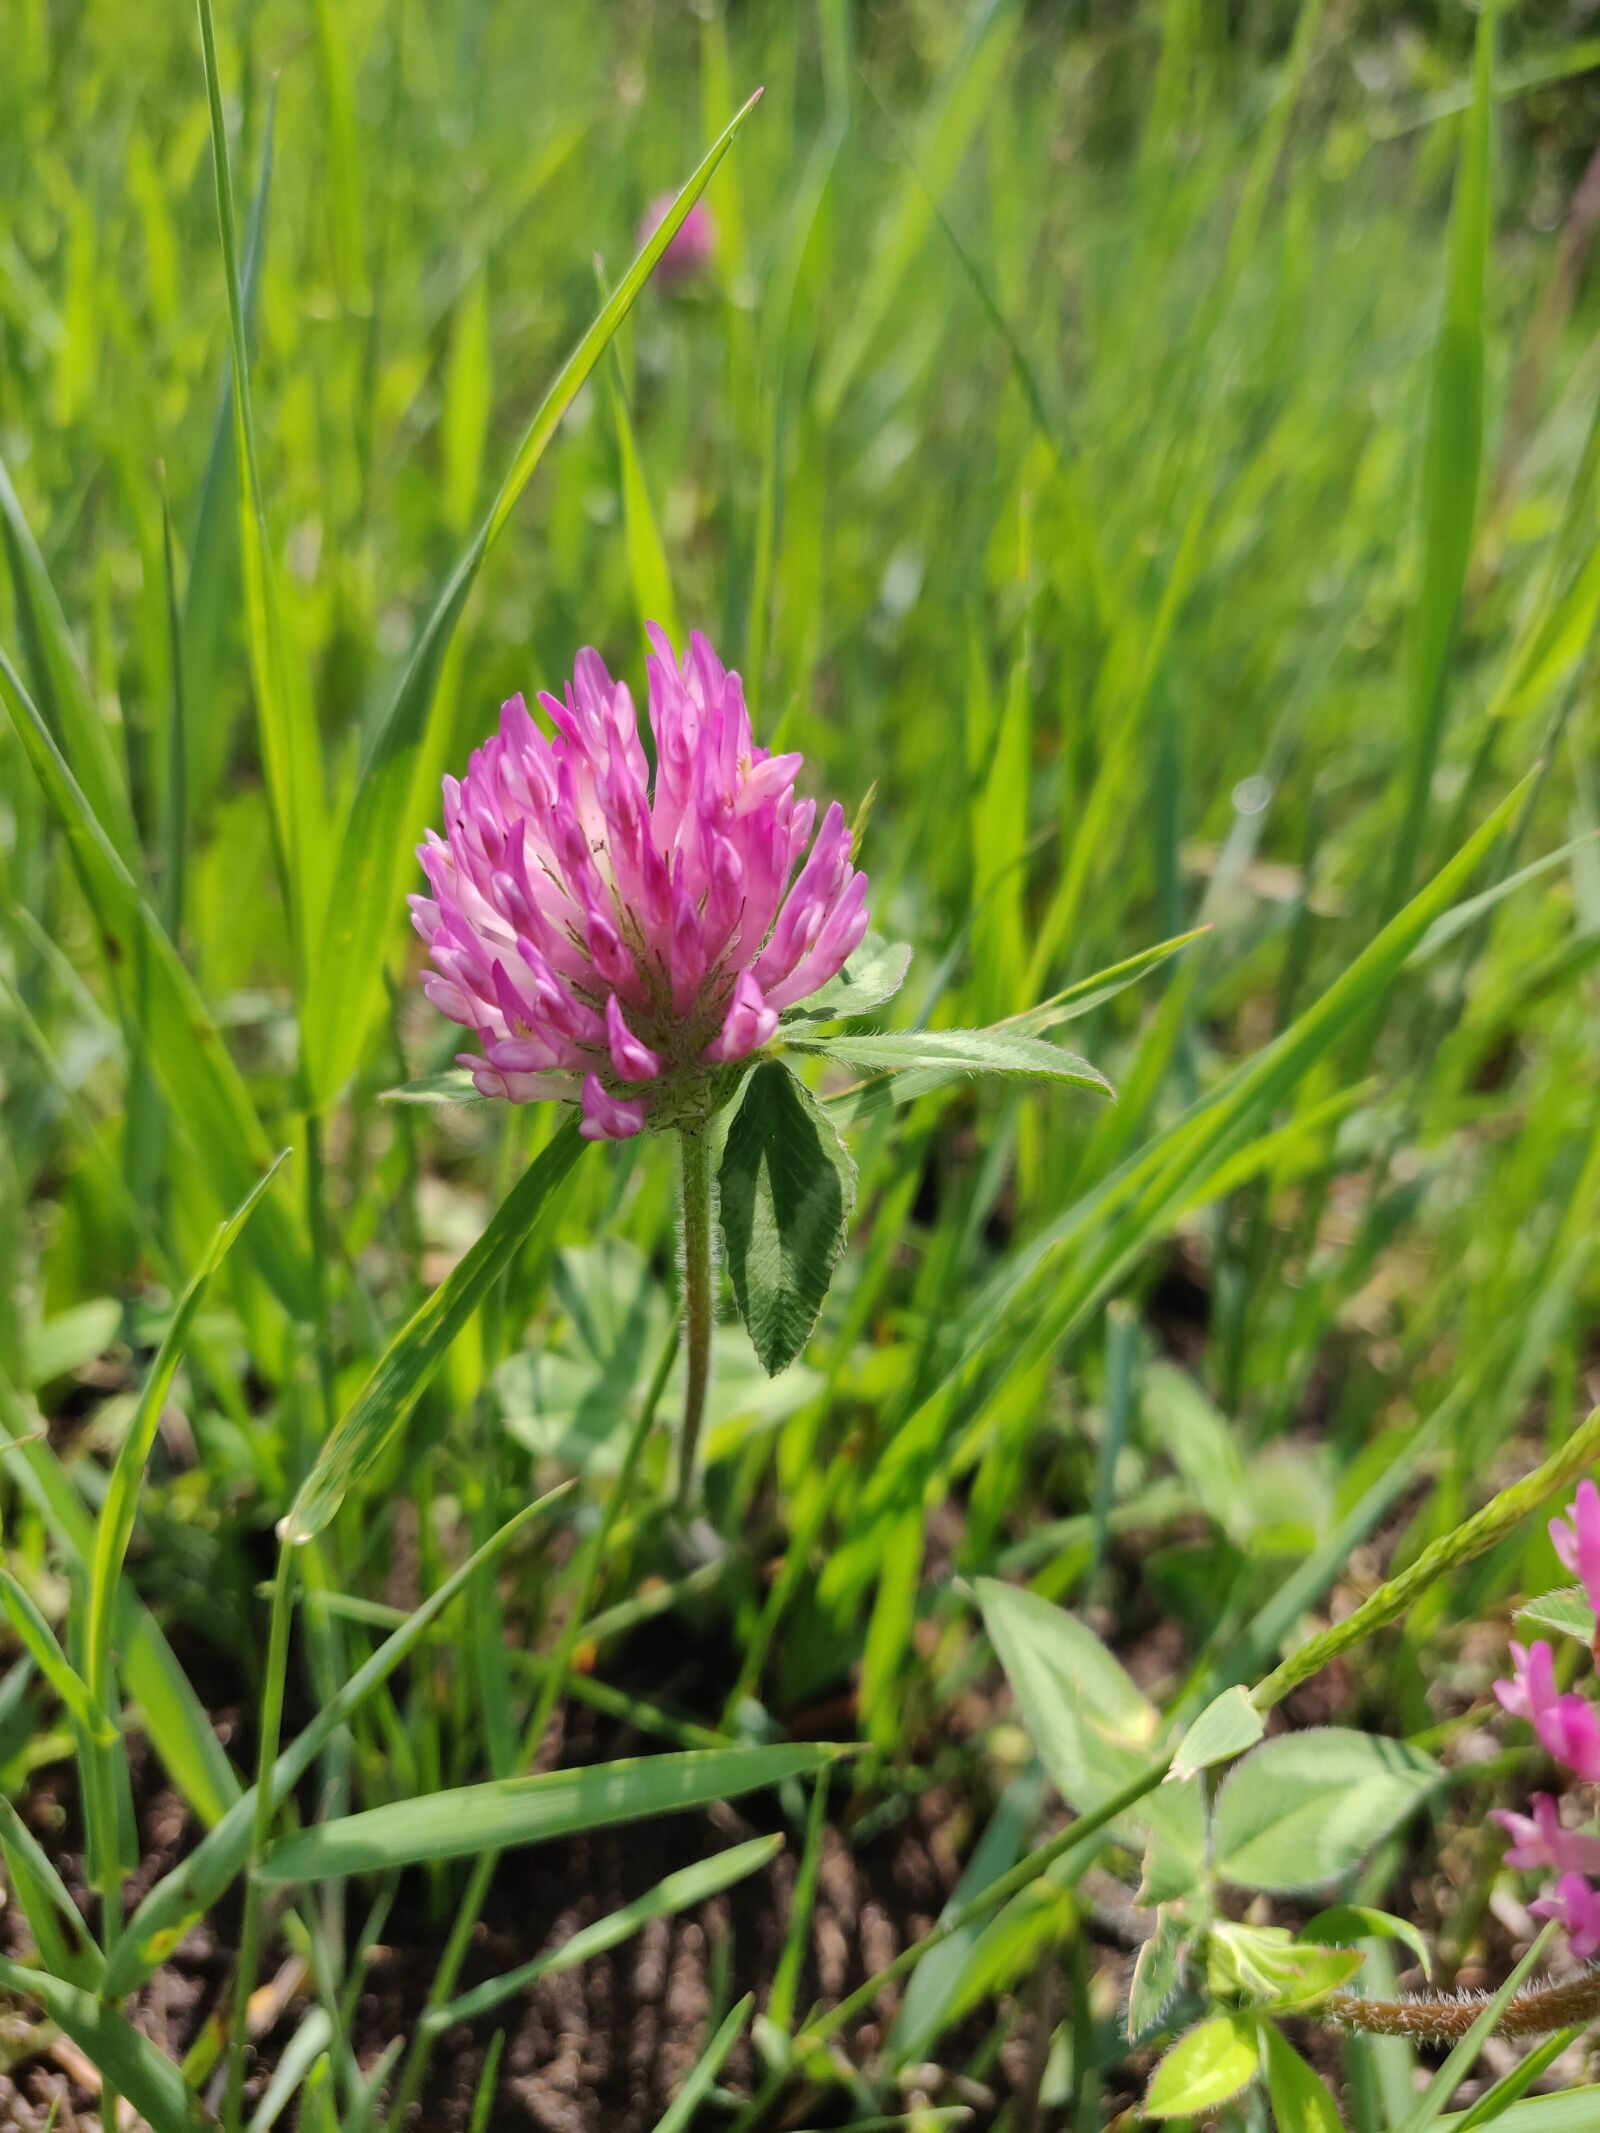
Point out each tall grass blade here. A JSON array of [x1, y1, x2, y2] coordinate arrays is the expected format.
[[0, 651, 312, 1316], [261, 1746, 837, 1882], [281, 1119, 586, 1542], [1384, 2, 1494, 913], [301, 91, 764, 1108]]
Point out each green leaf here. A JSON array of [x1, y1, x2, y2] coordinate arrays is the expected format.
[[1439, 2083, 1600, 2132], [428, 1834, 782, 2030], [821, 932, 1197, 1124], [0, 1368, 241, 1829], [975, 1579, 1204, 1897], [1207, 1922, 1364, 2010], [1515, 1585, 1596, 1646], [86, 1159, 286, 1719], [180, 95, 274, 821], [1384, 0, 1493, 914], [260, 1745, 837, 1883], [1213, 1729, 1440, 1893], [783, 933, 913, 1021], [1127, 1904, 1185, 2040], [0, 652, 312, 1320], [890, 1777, 1036, 2062], [106, 1486, 570, 1997], [300, 90, 764, 1107], [1303, 1904, 1432, 1981], [607, 335, 679, 645], [1168, 1686, 1265, 1781], [1013, 926, 1209, 1031], [1145, 2014, 1260, 2119], [718, 1061, 857, 1377], [198, 0, 329, 974], [1262, 2023, 1346, 2133], [23, 1298, 121, 1388], [650, 1996, 753, 2133], [281, 1121, 585, 1543], [248, 2006, 334, 2133], [0, 1956, 210, 2133], [0, 1793, 104, 1989], [790, 1025, 1112, 1093], [0, 1569, 109, 1745], [0, 453, 141, 869]]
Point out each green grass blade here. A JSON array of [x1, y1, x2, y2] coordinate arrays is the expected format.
[[84, 1156, 287, 1722], [180, 90, 275, 822], [0, 1568, 108, 1745], [197, 0, 329, 978], [1383, 0, 1494, 914], [1396, 1925, 1556, 2133], [0, 1370, 242, 1828], [0, 1956, 210, 2133], [300, 90, 764, 1108], [260, 1745, 837, 1882], [0, 454, 141, 869], [0, 650, 312, 1317], [650, 1996, 753, 2133], [818, 0, 1021, 418], [428, 1834, 782, 2030], [281, 1119, 586, 1543], [105, 1486, 570, 1996], [608, 339, 680, 645], [0, 1794, 105, 1989]]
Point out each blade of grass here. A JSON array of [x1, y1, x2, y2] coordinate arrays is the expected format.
[[260, 1745, 840, 1883], [0, 1956, 210, 2133], [281, 1119, 585, 1543], [650, 1996, 754, 2133], [0, 454, 140, 870], [1383, 0, 1494, 914], [426, 1835, 782, 2031], [105, 1485, 571, 1996], [197, 0, 329, 983], [301, 89, 764, 1109], [0, 651, 312, 1318]]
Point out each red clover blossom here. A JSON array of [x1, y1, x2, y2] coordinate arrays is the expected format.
[[411, 626, 869, 1143]]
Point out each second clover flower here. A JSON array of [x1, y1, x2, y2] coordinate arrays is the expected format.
[[411, 626, 869, 1142]]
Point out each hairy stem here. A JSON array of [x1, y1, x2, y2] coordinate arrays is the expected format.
[[1253, 1398, 1600, 1711], [1327, 1969, 1600, 2041], [675, 1124, 715, 1509]]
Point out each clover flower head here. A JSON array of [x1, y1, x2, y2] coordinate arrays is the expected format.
[[1496, 1624, 1600, 1962], [639, 193, 715, 281], [411, 626, 869, 1142]]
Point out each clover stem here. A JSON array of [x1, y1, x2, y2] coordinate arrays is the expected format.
[[676, 1124, 716, 1508]]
